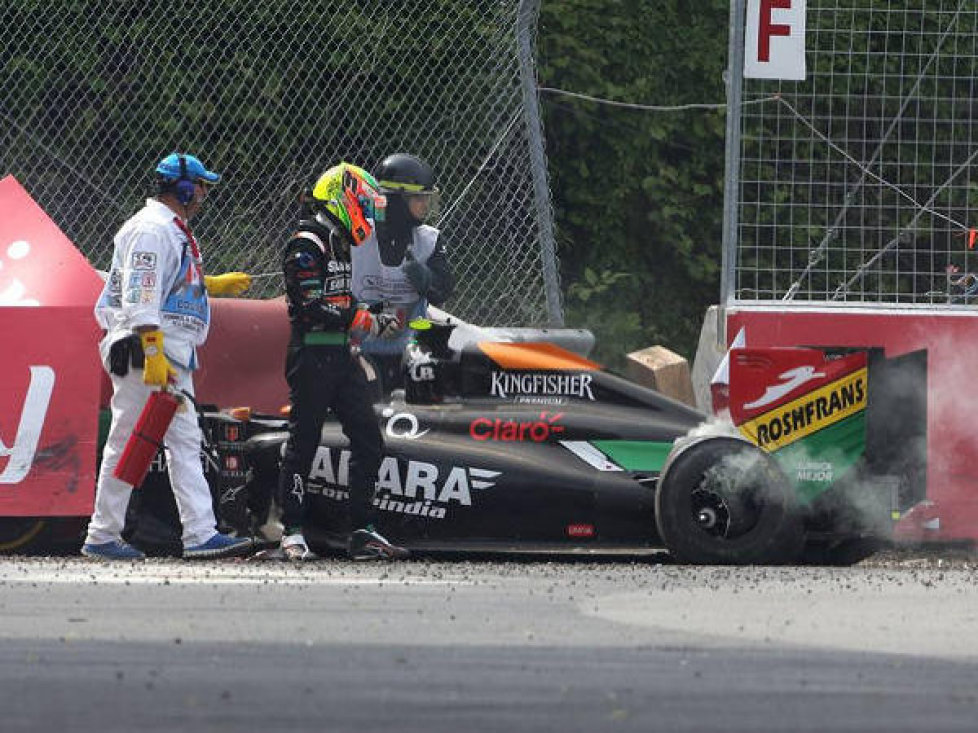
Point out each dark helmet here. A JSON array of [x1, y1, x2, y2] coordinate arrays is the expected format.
[[375, 153, 436, 195]]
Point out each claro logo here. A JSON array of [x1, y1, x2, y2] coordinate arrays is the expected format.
[[0, 366, 55, 484], [470, 412, 565, 442]]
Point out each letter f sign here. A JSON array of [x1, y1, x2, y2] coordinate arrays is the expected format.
[[0, 366, 54, 484], [758, 0, 792, 61], [744, 0, 807, 80]]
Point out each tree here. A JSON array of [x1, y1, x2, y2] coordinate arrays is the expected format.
[[537, 0, 730, 361]]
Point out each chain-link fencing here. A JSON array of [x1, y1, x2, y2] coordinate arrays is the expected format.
[[0, 0, 561, 326], [724, 0, 978, 307]]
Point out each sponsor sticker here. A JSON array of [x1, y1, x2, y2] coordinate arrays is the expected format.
[[308, 446, 500, 519], [744, 365, 826, 410], [382, 409, 429, 439], [0, 366, 54, 484], [739, 368, 867, 451], [469, 411, 565, 442], [490, 371, 594, 402], [410, 362, 436, 382], [794, 460, 833, 482], [566, 523, 595, 538], [131, 251, 157, 270], [130, 272, 156, 289]]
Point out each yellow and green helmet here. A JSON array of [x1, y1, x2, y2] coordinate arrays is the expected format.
[[310, 163, 386, 246]]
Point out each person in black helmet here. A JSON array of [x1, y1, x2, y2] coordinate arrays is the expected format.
[[351, 153, 455, 395], [274, 162, 408, 562]]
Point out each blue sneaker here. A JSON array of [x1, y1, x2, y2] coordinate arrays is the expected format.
[[81, 540, 146, 560], [183, 533, 253, 560]]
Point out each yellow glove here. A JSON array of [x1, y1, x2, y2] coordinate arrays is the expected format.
[[139, 330, 177, 387], [204, 272, 251, 297]]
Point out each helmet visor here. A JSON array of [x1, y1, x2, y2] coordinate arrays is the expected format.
[[404, 190, 440, 223]]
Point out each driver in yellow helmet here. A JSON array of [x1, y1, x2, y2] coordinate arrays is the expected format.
[[275, 163, 408, 561]]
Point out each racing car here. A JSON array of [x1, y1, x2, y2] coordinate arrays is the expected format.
[[224, 319, 925, 565]]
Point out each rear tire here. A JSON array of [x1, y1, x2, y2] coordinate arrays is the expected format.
[[655, 437, 804, 565]]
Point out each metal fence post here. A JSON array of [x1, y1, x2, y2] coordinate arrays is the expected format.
[[720, 0, 747, 332], [518, 0, 563, 326]]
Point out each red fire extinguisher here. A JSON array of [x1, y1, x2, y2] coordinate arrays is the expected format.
[[113, 389, 182, 488]]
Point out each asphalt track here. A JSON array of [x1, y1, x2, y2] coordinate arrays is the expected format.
[[2, 552, 977, 732]]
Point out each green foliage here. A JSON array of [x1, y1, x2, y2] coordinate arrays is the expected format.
[[564, 268, 643, 371], [0, 0, 525, 285], [538, 0, 730, 359], [1, 0, 731, 341]]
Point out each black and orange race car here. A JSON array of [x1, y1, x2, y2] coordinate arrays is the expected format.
[[205, 319, 925, 565]]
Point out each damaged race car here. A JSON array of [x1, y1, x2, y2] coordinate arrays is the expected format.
[[205, 318, 925, 566]]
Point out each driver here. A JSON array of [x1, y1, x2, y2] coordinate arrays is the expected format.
[[276, 162, 409, 561], [352, 153, 454, 395]]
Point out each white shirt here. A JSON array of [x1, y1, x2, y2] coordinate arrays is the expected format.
[[94, 198, 210, 369]]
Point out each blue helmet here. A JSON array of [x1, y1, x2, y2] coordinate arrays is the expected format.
[[155, 153, 221, 184]]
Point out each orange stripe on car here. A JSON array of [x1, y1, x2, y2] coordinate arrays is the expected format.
[[478, 342, 600, 371]]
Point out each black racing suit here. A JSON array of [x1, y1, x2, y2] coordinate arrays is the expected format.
[[277, 218, 383, 536]]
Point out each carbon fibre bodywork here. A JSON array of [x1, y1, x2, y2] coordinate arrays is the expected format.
[[243, 329, 706, 553], [238, 330, 925, 563]]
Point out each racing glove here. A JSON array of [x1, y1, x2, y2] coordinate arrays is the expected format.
[[204, 272, 252, 297], [402, 256, 432, 295], [374, 311, 403, 340], [349, 306, 378, 339], [139, 330, 177, 387]]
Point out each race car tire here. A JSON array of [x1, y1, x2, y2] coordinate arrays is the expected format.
[[655, 437, 804, 565], [0, 518, 49, 554]]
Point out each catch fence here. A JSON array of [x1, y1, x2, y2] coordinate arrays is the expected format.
[[0, 0, 561, 325], [724, 1, 978, 308]]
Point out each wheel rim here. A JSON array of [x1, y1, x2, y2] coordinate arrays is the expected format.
[[690, 466, 767, 540], [691, 488, 731, 537]]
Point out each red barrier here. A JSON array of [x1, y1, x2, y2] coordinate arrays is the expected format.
[[0, 176, 104, 516], [727, 306, 978, 543]]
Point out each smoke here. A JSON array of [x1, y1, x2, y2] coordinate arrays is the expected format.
[[891, 322, 978, 536], [701, 445, 774, 503], [684, 415, 743, 441], [671, 418, 787, 539], [677, 375, 919, 540]]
